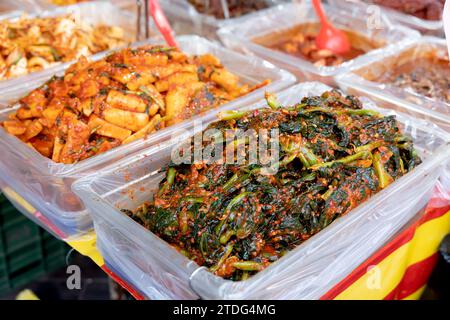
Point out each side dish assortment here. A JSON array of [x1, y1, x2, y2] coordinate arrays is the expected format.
[[1, 45, 268, 164], [124, 90, 422, 280]]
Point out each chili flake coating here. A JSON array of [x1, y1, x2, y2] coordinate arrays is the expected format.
[[125, 90, 422, 280], [1, 45, 269, 164]]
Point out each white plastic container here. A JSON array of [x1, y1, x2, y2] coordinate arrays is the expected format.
[[328, 0, 444, 36], [336, 37, 450, 132], [32, 0, 147, 14], [0, 1, 139, 91], [157, 0, 286, 40], [0, 35, 294, 240], [218, 1, 420, 85], [0, 0, 40, 14], [73, 82, 450, 299]]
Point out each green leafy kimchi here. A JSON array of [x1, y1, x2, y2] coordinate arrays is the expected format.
[[123, 90, 422, 280]]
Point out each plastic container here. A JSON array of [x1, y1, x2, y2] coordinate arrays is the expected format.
[[73, 82, 450, 300], [97, 0, 140, 11], [218, 1, 419, 86], [0, 194, 69, 296], [0, 0, 41, 14], [31, 0, 156, 41], [0, 35, 295, 240], [328, 0, 444, 36], [0, 1, 139, 92], [33, 0, 139, 8], [157, 0, 286, 40], [336, 37, 450, 132]]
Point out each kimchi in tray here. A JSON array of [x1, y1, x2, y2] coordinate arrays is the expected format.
[[1, 44, 270, 164]]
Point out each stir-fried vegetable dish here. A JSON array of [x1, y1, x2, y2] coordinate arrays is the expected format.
[[124, 90, 422, 280]]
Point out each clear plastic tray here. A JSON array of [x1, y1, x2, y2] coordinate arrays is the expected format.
[[336, 37, 450, 132], [31, 0, 118, 9], [158, 0, 286, 40], [0, 0, 41, 14], [103, 0, 140, 11], [32, 0, 142, 10], [0, 35, 294, 240], [217, 1, 420, 86], [328, 0, 444, 36], [0, 1, 138, 91], [73, 82, 450, 299]]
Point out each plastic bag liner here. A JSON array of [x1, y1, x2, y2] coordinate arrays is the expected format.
[[0, 1, 140, 92], [0, 35, 294, 240], [0, 0, 40, 15], [217, 1, 419, 86], [30, 0, 150, 14], [158, 0, 287, 40], [72, 82, 450, 299], [336, 37, 450, 132], [328, 0, 444, 36]]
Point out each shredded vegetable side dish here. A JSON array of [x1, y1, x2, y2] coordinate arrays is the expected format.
[[124, 90, 422, 280], [1, 45, 270, 164], [0, 14, 128, 81]]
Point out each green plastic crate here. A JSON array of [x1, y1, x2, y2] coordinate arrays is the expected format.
[[0, 195, 69, 296], [45, 255, 67, 273]]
